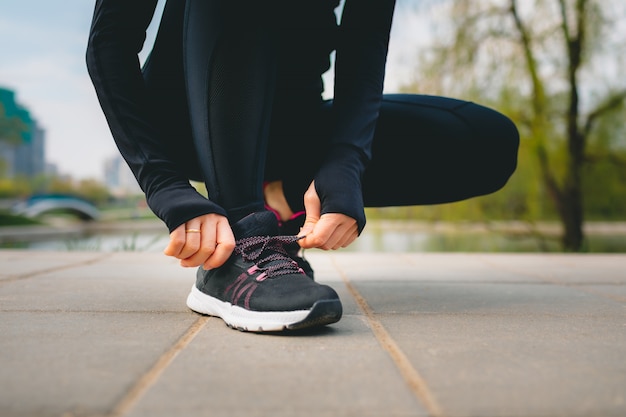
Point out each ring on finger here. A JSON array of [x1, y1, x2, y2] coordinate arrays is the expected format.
[[185, 229, 201, 233]]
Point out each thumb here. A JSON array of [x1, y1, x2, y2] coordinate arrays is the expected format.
[[300, 215, 318, 238], [299, 182, 321, 238]]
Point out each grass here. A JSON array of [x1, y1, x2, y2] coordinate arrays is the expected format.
[[0, 211, 41, 226]]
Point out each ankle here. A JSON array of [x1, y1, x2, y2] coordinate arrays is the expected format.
[[263, 181, 294, 222]]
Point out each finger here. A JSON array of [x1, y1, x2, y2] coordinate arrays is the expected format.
[[333, 217, 358, 249], [321, 216, 356, 250], [326, 226, 351, 250], [301, 216, 337, 249], [163, 224, 187, 257], [203, 219, 236, 269], [301, 213, 357, 249], [298, 218, 321, 248], [340, 228, 359, 248], [180, 216, 231, 268], [179, 230, 216, 268], [299, 216, 319, 241], [318, 217, 345, 250], [334, 225, 358, 250], [176, 225, 202, 260]]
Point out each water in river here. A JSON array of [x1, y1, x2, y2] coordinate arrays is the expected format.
[[3, 220, 625, 253]]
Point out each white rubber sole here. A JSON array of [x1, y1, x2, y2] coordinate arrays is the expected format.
[[186, 285, 311, 332]]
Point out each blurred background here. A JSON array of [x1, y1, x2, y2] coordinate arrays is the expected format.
[[0, 0, 625, 253]]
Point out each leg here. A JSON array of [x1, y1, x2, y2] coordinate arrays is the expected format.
[[362, 94, 519, 206], [262, 1, 338, 214], [183, 0, 279, 222], [275, 94, 519, 213], [142, 0, 202, 181]]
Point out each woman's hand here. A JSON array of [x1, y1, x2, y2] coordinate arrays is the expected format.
[[163, 213, 235, 269], [298, 181, 358, 250]]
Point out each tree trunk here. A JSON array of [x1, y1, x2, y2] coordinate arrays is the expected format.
[[540, 159, 584, 251], [559, 186, 584, 251], [559, 0, 587, 251]]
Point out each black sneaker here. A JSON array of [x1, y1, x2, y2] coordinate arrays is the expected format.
[[186, 212, 342, 332]]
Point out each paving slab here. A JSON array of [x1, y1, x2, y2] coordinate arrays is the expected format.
[[0, 249, 625, 417], [0, 251, 109, 281], [126, 316, 427, 417], [0, 311, 195, 417], [331, 252, 626, 417], [352, 282, 626, 417]]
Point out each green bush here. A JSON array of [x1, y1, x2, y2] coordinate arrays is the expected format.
[[0, 211, 41, 226]]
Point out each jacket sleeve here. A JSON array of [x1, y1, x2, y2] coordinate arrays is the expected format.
[[86, 0, 226, 232], [314, 0, 396, 233]]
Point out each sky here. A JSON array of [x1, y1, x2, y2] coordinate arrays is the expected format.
[[0, 0, 165, 180], [0, 0, 433, 181]]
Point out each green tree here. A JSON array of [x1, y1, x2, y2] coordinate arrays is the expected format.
[[404, 0, 626, 251], [75, 178, 112, 206], [0, 102, 28, 177], [0, 103, 26, 146]]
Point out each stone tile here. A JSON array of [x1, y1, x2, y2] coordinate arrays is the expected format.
[[378, 314, 626, 417], [476, 253, 626, 284], [330, 252, 538, 283], [0, 311, 196, 417], [353, 280, 626, 416], [0, 250, 108, 281], [0, 252, 193, 313], [353, 281, 622, 316], [578, 284, 626, 302], [126, 316, 428, 417]]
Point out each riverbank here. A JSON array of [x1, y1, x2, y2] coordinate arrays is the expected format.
[[1, 219, 625, 252], [0, 219, 166, 244]]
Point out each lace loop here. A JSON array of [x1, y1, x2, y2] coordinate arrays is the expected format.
[[234, 235, 303, 278]]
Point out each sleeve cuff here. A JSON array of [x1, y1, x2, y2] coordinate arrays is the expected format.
[[314, 145, 368, 233]]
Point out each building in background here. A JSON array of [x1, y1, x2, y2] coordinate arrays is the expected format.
[[103, 153, 142, 197], [0, 87, 45, 179]]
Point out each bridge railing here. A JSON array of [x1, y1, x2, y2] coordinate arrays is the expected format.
[[11, 195, 101, 221]]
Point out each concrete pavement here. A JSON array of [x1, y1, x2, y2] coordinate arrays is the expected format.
[[1, 250, 625, 417]]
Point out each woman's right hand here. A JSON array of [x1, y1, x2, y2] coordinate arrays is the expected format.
[[163, 213, 235, 270]]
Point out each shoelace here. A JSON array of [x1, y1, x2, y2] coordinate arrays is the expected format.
[[234, 235, 304, 280]]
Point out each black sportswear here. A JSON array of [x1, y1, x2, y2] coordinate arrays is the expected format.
[[86, 0, 519, 234], [86, 0, 394, 232]]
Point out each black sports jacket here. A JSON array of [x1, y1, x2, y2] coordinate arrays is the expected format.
[[86, 0, 395, 233]]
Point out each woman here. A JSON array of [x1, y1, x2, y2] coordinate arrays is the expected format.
[[86, 0, 519, 332]]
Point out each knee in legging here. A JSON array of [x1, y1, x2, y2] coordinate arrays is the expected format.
[[467, 106, 520, 193], [491, 113, 519, 188]]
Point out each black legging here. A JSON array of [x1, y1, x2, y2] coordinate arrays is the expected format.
[[144, 0, 519, 223]]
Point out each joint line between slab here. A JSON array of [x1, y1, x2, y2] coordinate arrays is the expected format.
[[331, 256, 445, 417], [106, 315, 210, 417], [0, 253, 113, 285]]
